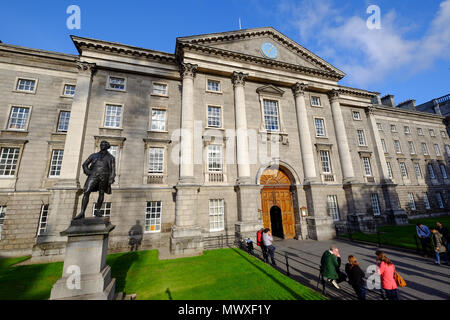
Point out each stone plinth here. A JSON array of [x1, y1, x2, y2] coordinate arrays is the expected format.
[[50, 218, 116, 300]]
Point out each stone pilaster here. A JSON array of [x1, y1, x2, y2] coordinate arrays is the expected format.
[[328, 90, 356, 184], [232, 71, 251, 184], [304, 184, 336, 240], [292, 83, 319, 183]]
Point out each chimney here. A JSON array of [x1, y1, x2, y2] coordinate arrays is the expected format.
[[397, 99, 416, 110], [381, 95, 395, 108], [433, 99, 442, 115], [371, 95, 382, 105]]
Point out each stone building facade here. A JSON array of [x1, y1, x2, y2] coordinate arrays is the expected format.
[[0, 27, 449, 259]]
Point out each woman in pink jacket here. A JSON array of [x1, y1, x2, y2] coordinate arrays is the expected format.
[[376, 251, 399, 300]]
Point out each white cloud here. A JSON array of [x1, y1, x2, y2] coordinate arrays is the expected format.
[[278, 0, 450, 87]]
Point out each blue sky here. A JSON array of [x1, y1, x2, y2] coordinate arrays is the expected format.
[[0, 0, 448, 105]]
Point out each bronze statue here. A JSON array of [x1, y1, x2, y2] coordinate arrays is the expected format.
[[73, 141, 116, 220]]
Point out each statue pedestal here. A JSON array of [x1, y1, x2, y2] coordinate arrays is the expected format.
[[50, 218, 116, 300]]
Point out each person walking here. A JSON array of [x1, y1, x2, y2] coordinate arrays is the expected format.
[[376, 251, 399, 300], [345, 255, 366, 300], [416, 223, 431, 257], [257, 228, 269, 263], [436, 221, 449, 252], [431, 228, 449, 265], [262, 228, 277, 266], [320, 245, 347, 289]]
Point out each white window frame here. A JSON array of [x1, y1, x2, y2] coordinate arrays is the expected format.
[[408, 193, 416, 211], [434, 144, 441, 156], [399, 162, 408, 179], [206, 78, 222, 94], [327, 195, 340, 221], [436, 193, 444, 209], [404, 126, 410, 134], [391, 124, 397, 132], [428, 163, 436, 179], [37, 204, 49, 236], [48, 149, 64, 178], [381, 139, 388, 153], [311, 96, 321, 107], [207, 105, 223, 129], [62, 84, 76, 97], [103, 103, 123, 129], [363, 157, 372, 176], [7, 105, 32, 131], [445, 144, 450, 156], [441, 131, 447, 138], [408, 141, 416, 155], [386, 162, 393, 179], [423, 193, 431, 210], [106, 76, 126, 92], [440, 164, 448, 179], [417, 128, 424, 136], [0, 147, 21, 177], [14, 77, 38, 94], [57, 111, 71, 133], [352, 111, 362, 121], [152, 82, 168, 97], [414, 163, 423, 179], [150, 108, 167, 132], [371, 194, 381, 216], [357, 130, 367, 146], [377, 123, 383, 131], [0, 206, 6, 240], [148, 147, 165, 174], [320, 150, 332, 175], [262, 98, 281, 132], [314, 118, 326, 137], [393, 140, 402, 154], [207, 144, 223, 173], [209, 199, 225, 232], [145, 201, 162, 233], [422, 143, 429, 155], [92, 202, 112, 217], [429, 129, 436, 137]]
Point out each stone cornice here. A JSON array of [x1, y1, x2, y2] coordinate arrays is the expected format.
[[176, 27, 345, 77], [372, 105, 446, 121], [178, 42, 343, 81], [71, 36, 177, 65], [338, 86, 379, 98]]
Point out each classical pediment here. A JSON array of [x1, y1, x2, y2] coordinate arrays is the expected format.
[[256, 85, 285, 96], [177, 27, 345, 80]]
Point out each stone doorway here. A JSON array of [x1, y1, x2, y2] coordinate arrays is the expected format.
[[270, 206, 284, 238]]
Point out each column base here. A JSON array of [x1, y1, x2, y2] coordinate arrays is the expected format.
[[177, 176, 197, 185], [306, 217, 336, 241], [170, 226, 203, 256], [50, 217, 116, 300]]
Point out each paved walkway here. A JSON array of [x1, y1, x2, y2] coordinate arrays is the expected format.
[[252, 238, 450, 300]]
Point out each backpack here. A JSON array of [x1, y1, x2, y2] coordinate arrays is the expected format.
[[394, 271, 407, 287], [256, 230, 262, 247]]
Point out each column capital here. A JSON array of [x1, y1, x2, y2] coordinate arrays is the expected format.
[[180, 63, 198, 79], [292, 82, 308, 97], [367, 105, 376, 116], [327, 89, 340, 101], [76, 61, 96, 76], [232, 72, 248, 87]]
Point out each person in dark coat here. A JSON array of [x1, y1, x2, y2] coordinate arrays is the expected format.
[[345, 255, 366, 300], [431, 228, 449, 265], [320, 245, 347, 289]]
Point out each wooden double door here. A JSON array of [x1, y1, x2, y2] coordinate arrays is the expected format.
[[261, 187, 296, 239]]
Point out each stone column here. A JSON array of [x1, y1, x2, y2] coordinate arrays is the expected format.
[[232, 72, 251, 184], [58, 62, 96, 188], [366, 106, 391, 183], [328, 90, 356, 183], [170, 63, 203, 256], [292, 83, 318, 183], [179, 63, 198, 184]]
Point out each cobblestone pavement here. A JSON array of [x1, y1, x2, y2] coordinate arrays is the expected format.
[[251, 238, 450, 300]]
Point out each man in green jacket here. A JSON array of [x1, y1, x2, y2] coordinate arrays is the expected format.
[[320, 245, 347, 289]]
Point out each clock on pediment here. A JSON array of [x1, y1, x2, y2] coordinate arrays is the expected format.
[[260, 42, 278, 59]]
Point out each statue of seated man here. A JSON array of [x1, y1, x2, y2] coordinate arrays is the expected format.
[[73, 140, 116, 220]]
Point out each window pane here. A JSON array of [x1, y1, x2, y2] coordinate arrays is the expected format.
[[315, 119, 325, 136], [357, 130, 366, 146], [320, 150, 332, 174], [208, 106, 221, 128], [109, 77, 125, 90], [8, 107, 30, 130], [38, 204, 49, 236], [208, 145, 223, 172], [0, 148, 20, 176], [64, 85, 76, 96], [371, 194, 381, 215], [327, 195, 339, 221], [145, 201, 162, 232], [263, 100, 280, 132], [408, 193, 416, 211], [209, 199, 225, 231], [207, 80, 220, 92], [17, 79, 35, 92], [151, 109, 166, 131], [153, 83, 167, 95], [149, 148, 164, 173], [93, 202, 112, 217], [104, 105, 122, 128], [57, 111, 71, 132], [0, 206, 6, 240], [49, 150, 64, 177], [363, 157, 372, 176]]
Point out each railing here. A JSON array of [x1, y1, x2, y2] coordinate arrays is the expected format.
[[208, 173, 224, 183], [322, 174, 335, 182], [147, 175, 164, 184], [237, 240, 384, 300], [436, 94, 450, 104]]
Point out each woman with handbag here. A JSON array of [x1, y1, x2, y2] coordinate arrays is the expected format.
[[376, 251, 399, 300]]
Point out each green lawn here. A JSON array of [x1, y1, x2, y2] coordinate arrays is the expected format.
[[341, 216, 450, 249], [0, 248, 325, 300]]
